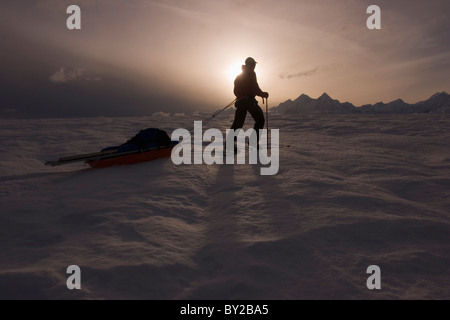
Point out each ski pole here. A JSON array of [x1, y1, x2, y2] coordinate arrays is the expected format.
[[265, 97, 270, 148], [265, 98, 269, 132], [202, 98, 237, 126], [185, 98, 237, 133]]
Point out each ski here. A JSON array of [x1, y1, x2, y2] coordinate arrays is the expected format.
[[45, 149, 119, 166], [45, 144, 178, 167]]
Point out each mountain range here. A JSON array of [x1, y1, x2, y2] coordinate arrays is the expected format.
[[272, 92, 450, 114]]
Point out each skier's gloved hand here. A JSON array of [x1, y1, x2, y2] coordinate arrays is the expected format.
[[261, 92, 269, 99]]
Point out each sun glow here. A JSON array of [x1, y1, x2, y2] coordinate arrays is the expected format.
[[226, 62, 243, 82]]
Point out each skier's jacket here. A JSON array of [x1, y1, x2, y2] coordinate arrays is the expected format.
[[234, 65, 265, 100]]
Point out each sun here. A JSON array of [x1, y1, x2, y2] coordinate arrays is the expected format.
[[226, 62, 243, 82]]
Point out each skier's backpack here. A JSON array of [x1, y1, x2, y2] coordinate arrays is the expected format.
[[125, 128, 172, 148], [101, 128, 172, 153]]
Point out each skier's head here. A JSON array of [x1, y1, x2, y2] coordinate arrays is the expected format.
[[245, 57, 257, 70]]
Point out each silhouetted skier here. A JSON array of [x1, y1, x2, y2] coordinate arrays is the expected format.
[[231, 57, 269, 143]]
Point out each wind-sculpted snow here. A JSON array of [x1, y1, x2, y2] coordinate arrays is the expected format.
[[0, 114, 449, 299]]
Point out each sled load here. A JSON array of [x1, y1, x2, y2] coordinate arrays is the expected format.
[[45, 128, 177, 168]]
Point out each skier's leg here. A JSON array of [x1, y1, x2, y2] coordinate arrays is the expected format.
[[248, 102, 265, 142], [231, 106, 247, 130], [227, 105, 248, 150]]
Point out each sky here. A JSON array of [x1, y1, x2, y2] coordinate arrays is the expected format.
[[1, 0, 449, 118]]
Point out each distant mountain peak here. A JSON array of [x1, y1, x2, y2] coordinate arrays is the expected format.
[[298, 93, 310, 99], [295, 93, 312, 103], [319, 92, 331, 100], [272, 92, 450, 115], [430, 91, 449, 99]]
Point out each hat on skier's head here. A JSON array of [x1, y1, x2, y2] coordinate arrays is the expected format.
[[245, 57, 257, 66]]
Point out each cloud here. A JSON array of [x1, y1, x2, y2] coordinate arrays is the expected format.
[[49, 67, 85, 83], [85, 77, 102, 82], [280, 67, 319, 80], [1, 108, 16, 113], [153, 111, 171, 117], [174, 113, 185, 117], [49, 67, 102, 83]]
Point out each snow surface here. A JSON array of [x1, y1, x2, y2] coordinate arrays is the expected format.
[[1, 113, 450, 299]]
